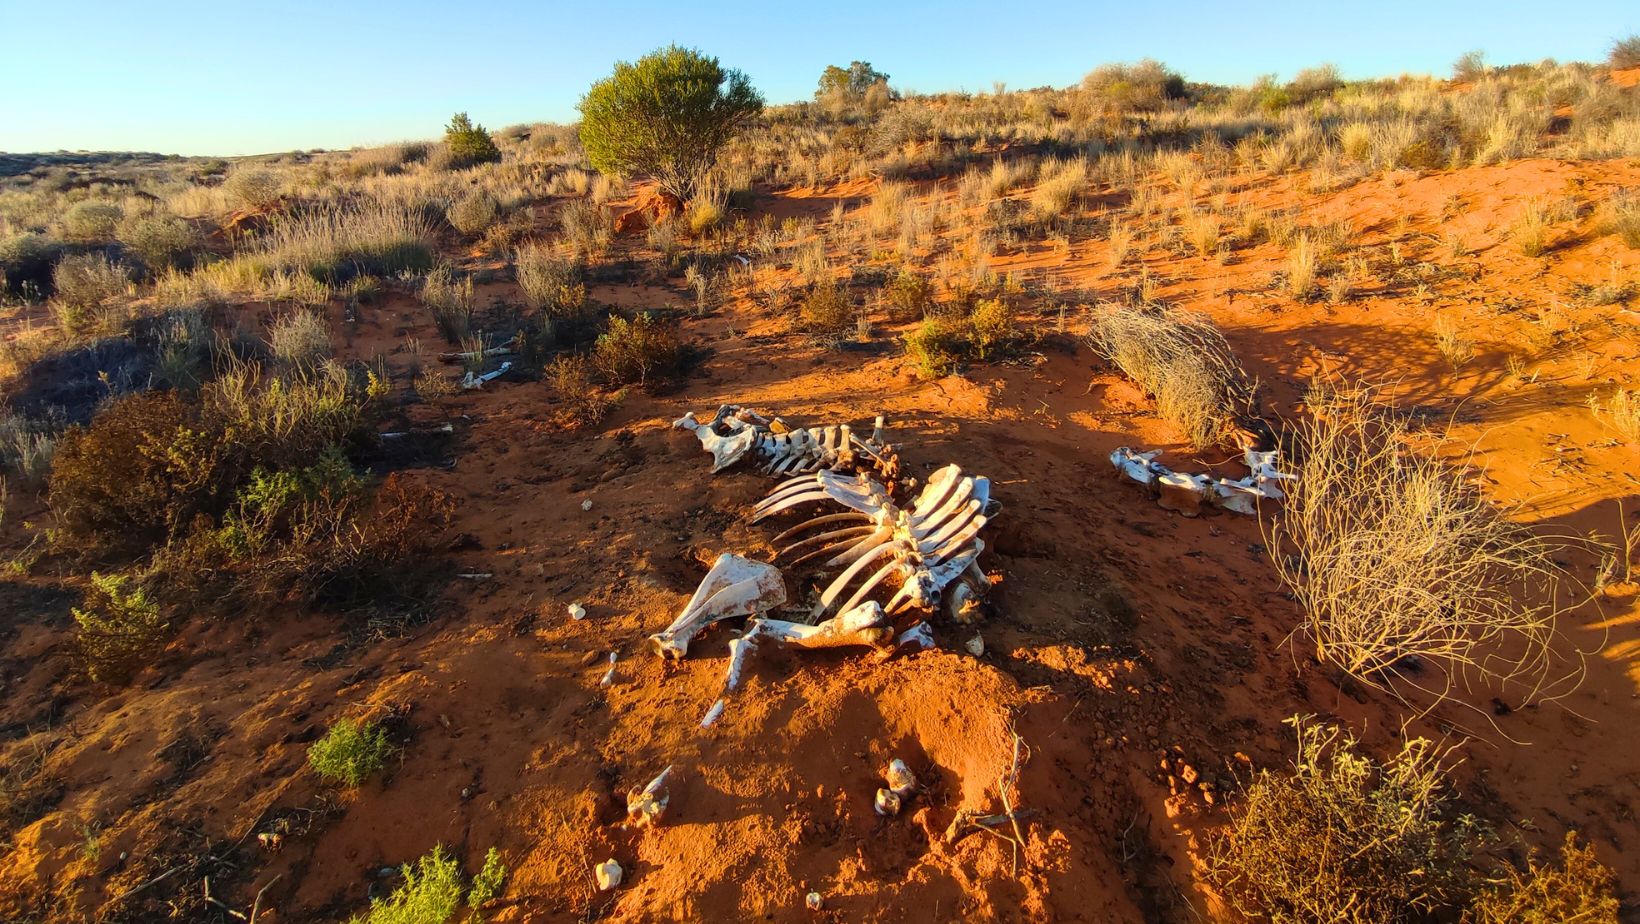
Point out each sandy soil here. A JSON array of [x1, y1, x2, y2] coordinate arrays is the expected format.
[[1, 156, 1638, 922]]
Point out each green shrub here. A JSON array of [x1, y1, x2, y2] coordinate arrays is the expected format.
[[61, 201, 123, 244], [1208, 717, 1485, 924], [578, 45, 764, 202], [446, 190, 499, 235], [118, 213, 199, 272], [883, 269, 933, 321], [546, 354, 614, 430], [1465, 833, 1618, 924], [967, 298, 1016, 360], [308, 717, 394, 787], [799, 282, 853, 335], [592, 313, 686, 386], [73, 572, 169, 684], [443, 112, 501, 169], [903, 319, 960, 380], [347, 844, 507, 924], [223, 167, 284, 209], [0, 232, 65, 298]]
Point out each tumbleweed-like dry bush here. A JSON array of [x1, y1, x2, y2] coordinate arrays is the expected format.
[[1269, 382, 1570, 703], [1086, 302, 1255, 449]]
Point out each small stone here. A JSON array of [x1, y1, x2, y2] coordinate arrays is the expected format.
[[964, 634, 985, 657], [1180, 763, 1199, 785], [581, 499, 593, 512], [805, 892, 824, 911], [595, 858, 622, 891]]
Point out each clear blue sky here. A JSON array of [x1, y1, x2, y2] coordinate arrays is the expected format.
[[1, 0, 1633, 156]]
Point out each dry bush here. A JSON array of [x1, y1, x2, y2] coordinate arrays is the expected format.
[[223, 167, 283, 209], [1184, 211, 1220, 257], [1029, 158, 1086, 219], [545, 354, 614, 429], [884, 269, 933, 321], [72, 571, 169, 684], [1466, 833, 1619, 924], [1080, 59, 1185, 112], [1433, 315, 1476, 369], [1595, 189, 1640, 248], [867, 180, 909, 235], [1512, 199, 1549, 257], [799, 282, 853, 335], [422, 266, 474, 343], [514, 243, 586, 316], [51, 253, 129, 335], [257, 203, 433, 282], [1086, 303, 1255, 449], [1286, 234, 1319, 299], [61, 201, 123, 244], [446, 189, 500, 235], [559, 199, 612, 258], [1588, 386, 1638, 442], [591, 314, 687, 386], [117, 213, 199, 272], [268, 310, 332, 370], [1, 232, 65, 298], [1269, 382, 1566, 700], [0, 413, 56, 486], [1609, 34, 1640, 69], [1208, 717, 1482, 924]]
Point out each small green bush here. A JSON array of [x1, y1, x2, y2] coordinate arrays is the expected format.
[[592, 313, 686, 386], [348, 844, 507, 924], [799, 282, 853, 335], [967, 298, 1017, 360], [903, 319, 960, 380], [51, 254, 130, 335], [446, 190, 500, 235], [309, 717, 394, 787], [443, 113, 501, 169], [578, 45, 764, 202], [73, 572, 169, 684], [884, 270, 933, 322], [468, 847, 508, 919], [118, 213, 199, 272], [61, 201, 123, 244]]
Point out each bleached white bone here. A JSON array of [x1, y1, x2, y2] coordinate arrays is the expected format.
[[674, 404, 895, 478], [649, 554, 786, 660], [895, 622, 935, 653], [459, 360, 512, 390], [886, 759, 918, 797], [625, 765, 673, 828], [752, 601, 895, 651]]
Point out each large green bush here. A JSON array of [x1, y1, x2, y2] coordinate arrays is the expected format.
[[578, 46, 763, 202]]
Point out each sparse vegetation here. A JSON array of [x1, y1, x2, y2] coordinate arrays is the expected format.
[[443, 112, 502, 169], [423, 266, 475, 343], [515, 244, 585, 316], [1589, 387, 1639, 442], [1512, 199, 1549, 256], [309, 716, 394, 787], [591, 313, 687, 386], [347, 844, 507, 924], [72, 571, 169, 684], [1466, 832, 1619, 924]]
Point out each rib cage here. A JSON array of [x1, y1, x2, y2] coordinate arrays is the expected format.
[[751, 464, 991, 619]]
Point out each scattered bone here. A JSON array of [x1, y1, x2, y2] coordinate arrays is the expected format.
[[942, 808, 1039, 845], [965, 634, 985, 657], [380, 422, 455, 439], [459, 360, 513, 390], [594, 858, 622, 891], [625, 765, 673, 828], [649, 553, 787, 660], [673, 405, 898, 481], [886, 759, 918, 798], [599, 652, 617, 688], [1109, 446, 1295, 516], [874, 788, 902, 816], [895, 623, 936, 654], [754, 464, 991, 619], [699, 698, 727, 729], [456, 572, 492, 580], [438, 344, 515, 364], [805, 892, 824, 911], [580, 499, 593, 511], [702, 602, 894, 727], [568, 602, 587, 621]]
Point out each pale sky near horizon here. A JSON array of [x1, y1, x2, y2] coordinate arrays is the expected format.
[[0, 0, 1634, 157]]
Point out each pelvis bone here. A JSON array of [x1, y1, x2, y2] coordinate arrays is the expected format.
[[750, 464, 991, 619], [1110, 446, 1295, 516], [649, 553, 787, 660], [673, 405, 897, 480]]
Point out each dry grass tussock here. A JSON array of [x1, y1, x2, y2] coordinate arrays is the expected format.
[[1085, 303, 1255, 449], [1269, 382, 1573, 706]]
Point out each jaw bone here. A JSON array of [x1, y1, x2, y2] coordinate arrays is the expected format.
[[648, 553, 787, 660], [751, 464, 992, 620], [673, 405, 897, 480]]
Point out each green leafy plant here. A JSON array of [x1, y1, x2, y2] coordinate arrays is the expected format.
[[308, 717, 394, 787], [467, 847, 508, 921], [591, 313, 687, 386], [73, 572, 169, 684], [443, 112, 501, 169], [578, 45, 764, 202], [348, 844, 507, 924]]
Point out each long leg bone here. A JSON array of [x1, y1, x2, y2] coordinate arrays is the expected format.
[[649, 554, 786, 660]]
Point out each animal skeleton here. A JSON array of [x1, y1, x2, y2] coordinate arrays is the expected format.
[[673, 404, 897, 480], [649, 553, 787, 660], [1110, 446, 1295, 516], [751, 464, 992, 621]]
